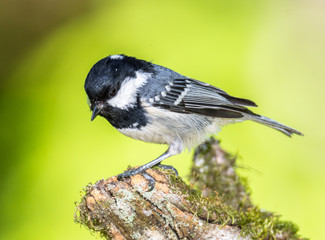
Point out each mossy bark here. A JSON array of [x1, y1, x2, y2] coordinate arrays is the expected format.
[[75, 138, 305, 240]]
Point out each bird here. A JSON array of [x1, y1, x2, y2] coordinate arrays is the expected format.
[[84, 54, 303, 189]]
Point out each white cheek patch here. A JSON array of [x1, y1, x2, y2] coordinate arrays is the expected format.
[[107, 71, 152, 109]]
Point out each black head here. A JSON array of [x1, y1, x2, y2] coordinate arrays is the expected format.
[[84, 54, 154, 120]]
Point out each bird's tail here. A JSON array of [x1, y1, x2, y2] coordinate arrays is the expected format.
[[251, 115, 303, 137]]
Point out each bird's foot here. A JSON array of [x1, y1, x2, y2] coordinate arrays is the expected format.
[[117, 167, 156, 191], [117, 167, 142, 180], [117, 164, 179, 192]]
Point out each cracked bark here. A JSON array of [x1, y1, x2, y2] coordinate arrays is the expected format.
[[75, 138, 303, 240]]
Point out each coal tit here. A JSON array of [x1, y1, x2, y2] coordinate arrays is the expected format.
[[84, 54, 303, 186]]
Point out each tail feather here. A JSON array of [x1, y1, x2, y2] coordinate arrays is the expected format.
[[251, 115, 303, 137]]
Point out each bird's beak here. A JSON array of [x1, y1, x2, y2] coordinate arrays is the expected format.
[[91, 104, 104, 121]]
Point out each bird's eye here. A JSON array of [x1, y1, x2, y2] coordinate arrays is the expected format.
[[109, 88, 117, 97]]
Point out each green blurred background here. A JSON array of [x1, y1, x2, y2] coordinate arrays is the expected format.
[[0, 0, 324, 239]]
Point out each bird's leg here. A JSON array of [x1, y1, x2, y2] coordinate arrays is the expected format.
[[117, 148, 174, 179], [117, 144, 182, 190]]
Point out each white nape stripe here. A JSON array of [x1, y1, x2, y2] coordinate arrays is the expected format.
[[107, 71, 152, 109], [110, 54, 124, 60]]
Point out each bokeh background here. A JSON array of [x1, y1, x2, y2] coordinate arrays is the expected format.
[[0, 0, 324, 239]]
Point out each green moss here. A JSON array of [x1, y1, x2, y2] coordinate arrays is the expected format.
[[170, 172, 303, 239], [190, 138, 253, 210], [174, 138, 305, 239]]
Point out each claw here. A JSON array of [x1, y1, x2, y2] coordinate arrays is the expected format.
[[142, 172, 155, 192]]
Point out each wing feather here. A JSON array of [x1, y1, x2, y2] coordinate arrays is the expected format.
[[154, 78, 258, 118]]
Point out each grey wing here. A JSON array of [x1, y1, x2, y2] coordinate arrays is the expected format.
[[153, 78, 259, 118]]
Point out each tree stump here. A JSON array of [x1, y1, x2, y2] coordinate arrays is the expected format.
[[75, 138, 304, 240]]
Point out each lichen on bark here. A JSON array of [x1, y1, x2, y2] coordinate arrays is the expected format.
[[75, 138, 305, 240]]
